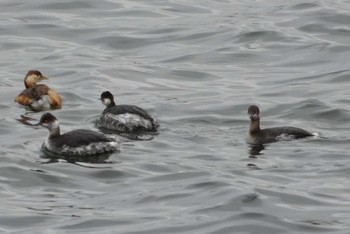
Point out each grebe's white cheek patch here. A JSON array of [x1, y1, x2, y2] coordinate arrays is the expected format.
[[103, 98, 111, 106], [51, 120, 60, 130]]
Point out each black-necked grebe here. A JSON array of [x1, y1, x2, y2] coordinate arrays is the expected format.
[[15, 70, 62, 109], [36, 113, 119, 156], [247, 105, 314, 145], [96, 91, 159, 133]]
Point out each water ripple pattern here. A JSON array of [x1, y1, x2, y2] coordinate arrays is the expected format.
[[1, 0, 350, 233]]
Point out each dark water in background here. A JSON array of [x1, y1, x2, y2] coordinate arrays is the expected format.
[[1, 0, 350, 233]]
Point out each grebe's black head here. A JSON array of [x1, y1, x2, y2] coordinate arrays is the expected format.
[[37, 112, 59, 129], [248, 105, 260, 120], [100, 91, 115, 107]]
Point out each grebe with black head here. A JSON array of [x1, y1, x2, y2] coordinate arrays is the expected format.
[[247, 105, 314, 145], [96, 91, 159, 133], [15, 70, 62, 109], [36, 113, 119, 156]]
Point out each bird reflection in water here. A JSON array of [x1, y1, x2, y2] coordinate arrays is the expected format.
[[248, 144, 265, 158], [17, 114, 38, 125], [247, 144, 265, 169]]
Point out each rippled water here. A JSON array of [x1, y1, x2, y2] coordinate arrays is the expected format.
[[1, 0, 350, 233]]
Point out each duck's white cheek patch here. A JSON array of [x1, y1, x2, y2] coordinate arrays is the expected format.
[[103, 99, 111, 105]]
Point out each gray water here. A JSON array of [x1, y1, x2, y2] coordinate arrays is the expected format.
[[1, 0, 350, 233]]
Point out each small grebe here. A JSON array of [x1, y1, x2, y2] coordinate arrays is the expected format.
[[15, 70, 62, 109], [247, 105, 314, 145], [96, 91, 159, 133], [36, 113, 120, 156]]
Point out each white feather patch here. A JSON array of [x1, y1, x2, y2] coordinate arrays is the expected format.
[[102, 98, 111, 106], [101, 113, 153, 131], [31, 95, 51, 108], [44, 140, 120, 156]]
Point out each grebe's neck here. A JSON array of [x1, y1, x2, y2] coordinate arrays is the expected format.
[[48, 120, 60, 137], [106, 99, 116, 109], [249, 118, 260, 134]]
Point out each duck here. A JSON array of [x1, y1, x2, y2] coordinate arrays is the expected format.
[[35, 113, 120, 156], [247, 105, 314, 145], [96, 91, 159, 133], [15, 70, 62, 109]]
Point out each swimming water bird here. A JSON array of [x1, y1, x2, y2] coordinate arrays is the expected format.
[[15, 70, 62, 109], [247, 105, 314, 145], [36, 113, 120, 156], [96, 91, 159, 133]]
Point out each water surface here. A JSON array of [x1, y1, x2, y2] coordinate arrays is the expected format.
[[1, 0, 350, 233]]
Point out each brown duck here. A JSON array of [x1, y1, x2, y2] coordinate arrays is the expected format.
[[15, 70, 62, 109]]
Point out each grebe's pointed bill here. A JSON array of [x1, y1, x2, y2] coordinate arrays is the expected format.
[[35, 112, 58, 128], [26, 70, 49, 81], [248, 105, 260, 120], [40, 75, 49, 80]]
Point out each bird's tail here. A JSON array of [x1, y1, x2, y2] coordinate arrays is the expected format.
[[48, 89, 62, 108]]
